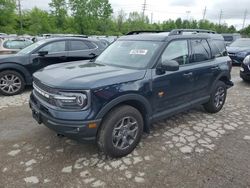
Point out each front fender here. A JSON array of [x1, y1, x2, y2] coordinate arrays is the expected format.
[[0, 63, 32, 84], [96, 94, 152, 133]]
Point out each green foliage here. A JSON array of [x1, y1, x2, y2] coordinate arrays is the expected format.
[[0, 0, 245, 36], [0, 0, 16, 33]]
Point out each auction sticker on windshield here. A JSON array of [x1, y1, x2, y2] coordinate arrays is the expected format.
[[130, 49, 148, 55]]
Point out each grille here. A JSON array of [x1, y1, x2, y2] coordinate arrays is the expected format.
[[33, 80, 57, 106]]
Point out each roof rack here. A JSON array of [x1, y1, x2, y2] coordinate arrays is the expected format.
[[169, 29, 217, 36], [126, 30, 167, 35]]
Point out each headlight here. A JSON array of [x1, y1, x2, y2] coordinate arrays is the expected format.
[[237, 51, 247, 58], [243, 55, 250, 65], [54, 92, 89, 110]]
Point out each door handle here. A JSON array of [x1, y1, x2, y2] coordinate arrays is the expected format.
[[183, 72, 193, 77]]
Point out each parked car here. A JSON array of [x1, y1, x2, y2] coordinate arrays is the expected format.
[[240, 55, 250, 81], [0, 38, 33, 55], [29, 29, 233, 157], [0, 37, 106, 95], [222, 33, 241, 46], [227, 38, 250, 65]]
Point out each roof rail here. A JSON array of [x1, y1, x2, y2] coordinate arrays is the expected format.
[[169, 29, 217, 36], [126, 30, 166, 35]]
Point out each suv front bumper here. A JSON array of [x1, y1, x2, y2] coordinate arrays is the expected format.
[[29, 93, 101, 142]]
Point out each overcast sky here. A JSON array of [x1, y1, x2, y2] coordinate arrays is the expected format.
[[21, 0, 250, 30]]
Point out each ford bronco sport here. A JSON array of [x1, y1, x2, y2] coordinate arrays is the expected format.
[[29, 29, 233, 157]]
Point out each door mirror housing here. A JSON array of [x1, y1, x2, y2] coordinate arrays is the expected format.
[[38, 51, 48, 56], [161, 60, 179, 71]]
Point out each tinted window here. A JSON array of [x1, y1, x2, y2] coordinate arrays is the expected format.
[[70, 41, 89, 51], [161, 40, 189, 65], [39, 41, 66, 53], [190, 39, 211, 63], [209, 40, 227, 57]]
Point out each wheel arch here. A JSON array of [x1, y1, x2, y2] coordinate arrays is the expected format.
[[96, 94, 152, 133], [0, 63, 32, 85]]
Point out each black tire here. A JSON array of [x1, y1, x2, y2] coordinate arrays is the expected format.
[[97, 105, 143, 158], [203, 81, 227, 113], [0, 70, 25, 96]]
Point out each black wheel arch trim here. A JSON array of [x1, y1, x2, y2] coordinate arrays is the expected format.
[[96, 94, 152, 133], [210, 72, 233, 93], [0, 63, 32, 84]]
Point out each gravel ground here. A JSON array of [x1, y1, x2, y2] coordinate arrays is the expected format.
[[0, 67, 250, 188]]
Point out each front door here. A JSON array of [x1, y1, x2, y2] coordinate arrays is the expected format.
[[29, 40, 68, 73], [152, 39, 195, 114]]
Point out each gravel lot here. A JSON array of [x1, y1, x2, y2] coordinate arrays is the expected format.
[[0, 67, 250, 188]]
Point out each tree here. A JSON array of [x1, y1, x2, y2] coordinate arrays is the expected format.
[[69, 0, 113, 34], [49, 0, 68, 30], [23, 7, 52, 35], [0, 0, 16, 33], [116, 9, 126, 32]]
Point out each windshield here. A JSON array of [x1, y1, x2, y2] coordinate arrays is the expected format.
[[95, 40, 162, 69], [17, 40, 46, 55], [229, 39, 250, 48]]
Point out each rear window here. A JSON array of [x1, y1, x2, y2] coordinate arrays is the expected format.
[[209, 40, 227, 57], [70, 40, 90, 51], [190, 39, 211, 63]]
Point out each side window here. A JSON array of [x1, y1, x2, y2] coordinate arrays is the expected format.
[[70, 40, 90, 51], [39, 41, 66, 53], [161, 40, 189, 65], [190, 39, 211, 63], [209, 40, 227, 57]]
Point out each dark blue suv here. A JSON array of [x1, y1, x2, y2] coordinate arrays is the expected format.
[[29, 29, 233, 157]]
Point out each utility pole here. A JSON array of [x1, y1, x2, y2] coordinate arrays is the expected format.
[[17, 0, 23, 33], [202, 6, 207, 20], [242, 9, 248, 29], [186, 11, 191, 20], [151, 12, 153, 24], [142, 0, 147, 19], [218, 10, 223, 25]]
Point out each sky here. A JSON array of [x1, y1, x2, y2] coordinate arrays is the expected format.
[[21, 0, 250, 30]]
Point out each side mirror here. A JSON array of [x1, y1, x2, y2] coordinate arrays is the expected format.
[[38, 51, 48, 56], [161, 60, 179, 71]]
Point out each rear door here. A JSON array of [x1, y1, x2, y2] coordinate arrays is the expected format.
[[67, 40, 98, 61], [189, 39, 222, 99]]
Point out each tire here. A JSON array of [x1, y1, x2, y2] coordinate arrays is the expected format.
[[0, 70, 25, 96], [203, 81, 227, 113], [97, 105, 143, 158]]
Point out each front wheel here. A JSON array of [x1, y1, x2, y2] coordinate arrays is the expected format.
[[97, 105, 143, 158], [0, 70, 25, 96], [203, 81, 227, 113]]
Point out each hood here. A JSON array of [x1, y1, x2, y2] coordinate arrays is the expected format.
[[227, 46, 250, 53], [33, 61, 147, 89], [0, 54, 26, 63]]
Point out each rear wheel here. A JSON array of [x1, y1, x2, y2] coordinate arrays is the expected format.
[[97, 105, 143, 158], [203, 81, 227, 113], [0, 70, 25, 96]]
